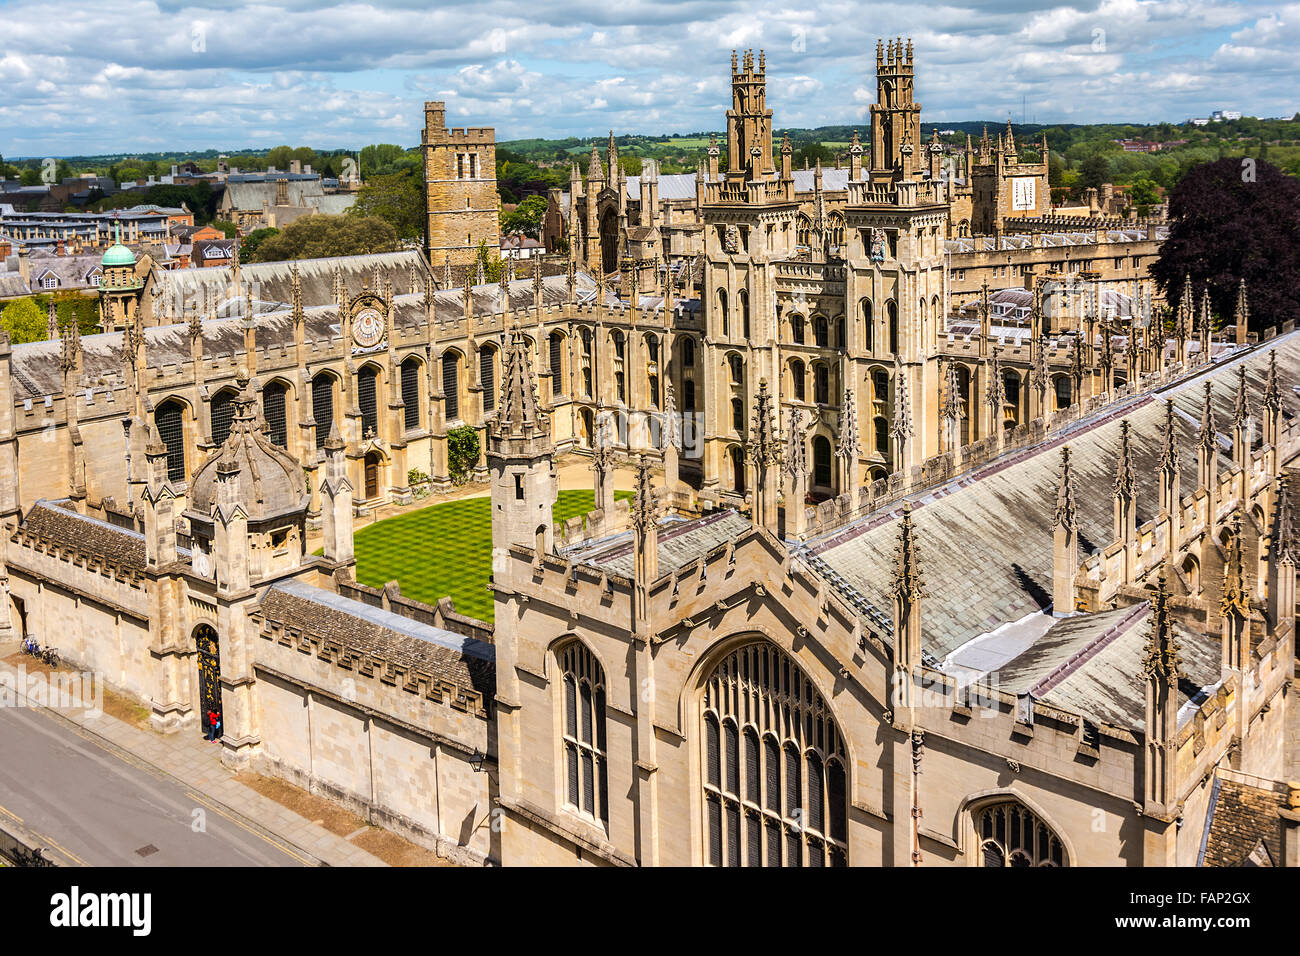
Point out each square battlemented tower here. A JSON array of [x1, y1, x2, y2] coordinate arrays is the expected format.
[[423, 101, 500, 271]]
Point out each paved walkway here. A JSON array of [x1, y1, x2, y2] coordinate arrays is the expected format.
[[0, 649, 386, 867]]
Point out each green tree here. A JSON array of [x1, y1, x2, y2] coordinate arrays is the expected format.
[[1, 299, 47, 344], [250, 214, 400, 262], [358, 144, 408, 177], [500, 194, 548, 238], [19, 168, 41, 186], [1077, 153, 1111, 191], [349, 171, 424, 240], [241, 227, 280, 259], [211, 220, 238, 238], [447, 425, 480, 484], [472, 239, 506, 283]]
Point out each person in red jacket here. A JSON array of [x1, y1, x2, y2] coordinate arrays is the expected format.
[[206, 709, 219, 741]]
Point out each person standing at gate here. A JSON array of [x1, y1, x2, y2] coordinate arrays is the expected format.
[[213, 711, 222, 741], [206, 709, 219, 741]]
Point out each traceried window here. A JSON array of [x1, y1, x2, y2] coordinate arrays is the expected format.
[[401, 358, 421, 431], [702, 641, 848, 867], [481, 346, 496, 413], [559, 642, 609, 826], [358, 366, 379, 437], [442, 353, 460, 421], [262, 381, 288, 448], [976, 802, 1066, 867], [210, 389, 236, 447], [312, 374, 335, 449], [155, 400, 187, 483]]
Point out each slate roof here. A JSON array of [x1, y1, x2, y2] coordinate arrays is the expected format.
[[258, 579, 495, 704], [563, 509, 753, 579], [1200, 774, 1291, 866], [7, 268, 599, 400], [808, 333, 1300, 665], [17, 500, 147, 572], [995, 602, 1219, 731]]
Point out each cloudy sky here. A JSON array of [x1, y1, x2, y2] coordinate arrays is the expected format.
[[1, 0, 1297, 157]]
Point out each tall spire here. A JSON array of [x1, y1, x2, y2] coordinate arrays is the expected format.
[[1231, 365, 1249, 430], [1220, 514, 1250, 618], [747, 379, 780, 530], [1141, 563, 1183, 685], [1114, 418, 1136, 502], [837, 384, 861, 464], [1159, 399, 1180, 478], [490, 328, 547, 441], [892, 503, 924, 606], [1197, 380, 1217, 455], [1054, 446, 1077, 531], [1263, 348, 1281, 415]]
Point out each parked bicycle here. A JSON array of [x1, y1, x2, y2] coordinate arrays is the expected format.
[[40, 646, 59, 668], [19, 635, 40, 658]]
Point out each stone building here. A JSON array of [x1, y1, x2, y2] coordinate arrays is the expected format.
[[423, 101, 500, 271], [0, 39, 1295, 867]]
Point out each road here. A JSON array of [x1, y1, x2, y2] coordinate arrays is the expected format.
[[0, 705, 307, 866]]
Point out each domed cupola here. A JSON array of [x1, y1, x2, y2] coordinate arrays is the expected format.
[[187, 369, 308, 523]]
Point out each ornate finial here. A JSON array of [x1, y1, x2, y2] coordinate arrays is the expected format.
[[891, 354, 913, 443], [1054, 446, 1077, 531], [837, 385, 861, 464], [1220, 515, 1250, 617], [490, 327, 547, 440], [59, 313, 80, 373], [1160, 399, 1180, 477], [1142, 562, 1183, 685], [1235, 278, 1249, 329], [290, 264, 303, 326], [1197, 381, 1217, 454], [892, 503, 924, 604], [1114, 419, 1136, 501], [1272, 473, 1297, 566], [986, 348, 1006, 418], [746, 379, 779, 468], [941, 358, 963, 424], [782, 406, 809, 482], [1263, 349, 1281, 413], [462, 275, 474, 316], [1232, 365, 1248, 429], [46, 297, 58, 340], [662, 381, 680, 451], [631, 454, 656, 536]]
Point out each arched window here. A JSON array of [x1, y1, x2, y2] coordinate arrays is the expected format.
[[728, 353, 743, 385], [442, 352, 461, 421], [861, 299, 873, 351], [732, 398, 744, 432], [312, 374, 335, 449], [560, 642, 608, 825], [580, 326, 593, 360], [887, 301, 899, 354], [717, 288, 729, 337], [155, 400, 187, 483], [263, 381, 289, 448], [740, 289, 750, 339], [813, 315, 829, 348], [549, 331, 566, 399], [481, 346, 497, 413], [1053, 375, 1071, 411], [401, 357, 421, 431], [210, 388, 236, 447], [976, 801, 1066, 867], [874, 416, 889, 455], [358, 365, 379, 437], [730, 445, 745, 493], [791, 360, 806, 402], [813, 435, 832, 487], [790, 314, 805, 344], [834, 317, 845, 350], [814, 363, 829, 404], [701, 641, 848, 866], [681, 337, 696, 368], [1003, 371, 1021, 425]]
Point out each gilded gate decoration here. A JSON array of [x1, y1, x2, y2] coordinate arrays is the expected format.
[[195, 625, 223, 737]]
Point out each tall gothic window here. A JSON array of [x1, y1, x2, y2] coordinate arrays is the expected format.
[[560, 642, 609, 826], [263, 381, 288, 448], [702, 641, 848, 867], [401, 357, 421, 431], [210, 389, 236, 447], [481, 346, 497, 413], [549, 332, 565, 399], [358, 366, 379, 437], [442, 353, 460, 421], [155, 400, 186, 483], [976, 802, 1066, 867], [681, 336, 695, 368], [312, 374, 335, 450]]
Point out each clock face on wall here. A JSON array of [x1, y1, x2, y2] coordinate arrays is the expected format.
[[353, 306, 385, 349]]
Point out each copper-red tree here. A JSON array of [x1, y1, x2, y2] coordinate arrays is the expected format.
[[1151, 157, 1300, 333]]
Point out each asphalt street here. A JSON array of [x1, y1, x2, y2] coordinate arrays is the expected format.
[[0, 704, 307, 866]]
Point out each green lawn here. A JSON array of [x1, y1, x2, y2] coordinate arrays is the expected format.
[[350, 489, 631, 624]]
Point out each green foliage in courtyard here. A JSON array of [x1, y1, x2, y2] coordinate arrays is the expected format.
[[446, 425, 480, 484], [350, 489, 631, 623]]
